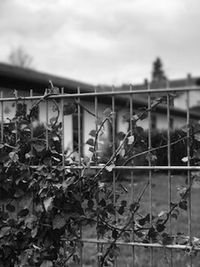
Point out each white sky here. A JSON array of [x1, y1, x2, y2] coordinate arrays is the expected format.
[[0, 0, 200, 85]]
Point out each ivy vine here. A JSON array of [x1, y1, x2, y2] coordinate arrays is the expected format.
[[0, 86, 200, 267]]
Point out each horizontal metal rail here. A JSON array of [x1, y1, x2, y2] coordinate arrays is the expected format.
[[0, 85, 200, 101], [1, 85, 200, 267], [28, 165, 200, 171], [82, 238, 200, 250]]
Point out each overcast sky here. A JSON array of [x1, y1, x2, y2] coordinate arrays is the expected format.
[[0, 0, 200, 85]]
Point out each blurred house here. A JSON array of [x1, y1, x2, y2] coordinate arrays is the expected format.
[[0, 62, 200, 155]]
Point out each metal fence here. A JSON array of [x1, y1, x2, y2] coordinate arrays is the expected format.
[[1, 85, 200, 266]]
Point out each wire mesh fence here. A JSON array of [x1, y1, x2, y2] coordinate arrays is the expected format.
[[1, 84, 200, 266]]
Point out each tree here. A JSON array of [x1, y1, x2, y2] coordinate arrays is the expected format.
[[8, 46, 33, 68], [151, 57, 167, 83]]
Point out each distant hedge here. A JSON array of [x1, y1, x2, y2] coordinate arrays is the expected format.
[[151, 129, 200, 168], [102, 128, 200, 175], [151, 130, 186, 166]]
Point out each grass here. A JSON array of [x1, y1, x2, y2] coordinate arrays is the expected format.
[[73, 173, 200, 266]]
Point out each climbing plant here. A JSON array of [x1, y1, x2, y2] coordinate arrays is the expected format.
[[0, 86, 200, 267]]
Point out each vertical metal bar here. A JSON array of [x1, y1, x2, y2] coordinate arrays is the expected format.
[[167, 82, 173, 267], [129, 84, 135, 265], [94, 87, 98, 157], [45, 98, 49, 149], [29, 89, 34, 215], [112, 86, 116, 211], [0, 91, 3, 143], [61, 88, 65, 180], [112, 86, 117, 267], [77, 86, 83, 267], [95, 87, 101, 267], [186, 90, 192, 266], [30, 89, 33, 150], [15, 90, 18, 144], [147, 81, 153, 267]]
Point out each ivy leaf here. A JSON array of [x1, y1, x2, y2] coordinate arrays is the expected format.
[[194, 133, 200, 142], [50, 117, 57, 125], [123, 113, 130, 122], [18, 208, 29, 217], [87, 199, 94, 209], [0, 226, 11, 238], [89, 147, 94, 153], [121, 149, 125, 157], [156, 223, 165, 233], [40, 260, 53, 267], [112, 229, 118, 239], [95, 117, 103, 126], [179, 200, 187, 211], [147, 227, 158, 241], [117, 132, 125, 141], [151, 100, 160, 109], [146, 153, 157, 163], [103, 108, 112, 117], [130, 202, 139, 212], [118, 206, 124, 215], [106, 203, 115, 215], [43, 197, 53, 212], [193, 149, 200, 159], [63, 103, 76, 115], [171, 209, 179, 220], [99, 198, 106, 207], [139, 112, 148, 121], [123, 232, 131, 242], [132, 114, 139, 122], [33, 143, 45, 153], [89, 130, 96, 137], [86, 138, 94, 146], [158, 210, 167, 218], [139, 214, 150, 226], [6, 203, 15, 212], [192, 176, 200, 189], [25, 152, 33, 159], [25, 215, 37, 229], [52, 135, 59, 142], [127, 135, 135, 145], [177, 186, 187, 198], [105, 164, 115, 172], [19, 195, 33, 209], [9, 152, 19, 162], [162, 233, 173, 245], [53, 215, 66, 229], [0, 144, 4, 149], [0, 211, 9, 220], [181, 156, 188, 163], [121, 200, 127, 207], [31, 227, 38, 238]]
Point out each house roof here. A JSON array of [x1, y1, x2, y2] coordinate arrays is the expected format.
[[0, 62, 94, 94], [0, 62, 200, 120], [118, 75, 200, 100]]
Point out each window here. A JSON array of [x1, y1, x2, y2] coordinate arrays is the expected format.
[[16, 103, 27, 117], [72, 107, 83, 154]]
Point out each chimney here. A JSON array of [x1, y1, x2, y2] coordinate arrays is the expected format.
[[187, 73, 192, 85], [144, 78, 148, 87]]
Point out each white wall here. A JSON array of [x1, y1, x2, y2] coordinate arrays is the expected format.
[[174, 91, 200, 109], [0, 87, 197, 158]]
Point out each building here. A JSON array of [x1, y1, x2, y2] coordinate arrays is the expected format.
[[0, 62, 200, 156]]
